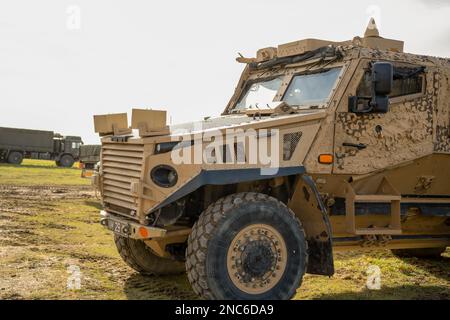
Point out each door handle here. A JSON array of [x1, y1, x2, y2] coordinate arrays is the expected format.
[[343, 142, 367, 150]]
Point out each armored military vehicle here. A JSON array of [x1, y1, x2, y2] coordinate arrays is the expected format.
[[0, 127, 83, 167], [93, 20, 450, 300]]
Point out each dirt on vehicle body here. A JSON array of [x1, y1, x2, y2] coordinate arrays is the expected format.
[[92, 20, 450, 300]]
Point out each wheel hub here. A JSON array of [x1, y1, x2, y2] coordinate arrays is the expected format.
[[242, 241, 274, 278], [226, 224, 287, 294]]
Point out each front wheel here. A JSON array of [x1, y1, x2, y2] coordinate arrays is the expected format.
[[186, 192, 308, 300], [114, 235, 185, 275], [58, 155, 74, 168]]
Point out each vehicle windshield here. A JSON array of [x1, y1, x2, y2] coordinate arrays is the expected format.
[[283, 68, 342, 107], [230, 67, 342, 113], [233, 77, 283, 111]]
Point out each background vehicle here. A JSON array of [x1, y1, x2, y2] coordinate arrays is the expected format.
[[0, 127, 83, 167], [78, 144, 101, 178], [93, 20, 450, 300]]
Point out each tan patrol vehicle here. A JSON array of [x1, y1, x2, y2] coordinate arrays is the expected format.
[[93, 20, 450, 300]]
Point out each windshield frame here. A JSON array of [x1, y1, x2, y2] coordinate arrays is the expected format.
[[225, 62, 346, 115]]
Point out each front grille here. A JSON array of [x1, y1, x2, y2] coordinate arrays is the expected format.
[[101, 141, 144, 219]]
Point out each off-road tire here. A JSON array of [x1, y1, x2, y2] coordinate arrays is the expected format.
[[7, 151, 23, 165], [58, 155, 74, 168], [391, 247, 446, 258], [114, 235, 185, 275], [186, 192, 308, 300]]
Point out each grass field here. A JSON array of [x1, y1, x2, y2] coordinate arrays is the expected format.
[[0, 159, 90, 186], [0, 159, 449, 300]]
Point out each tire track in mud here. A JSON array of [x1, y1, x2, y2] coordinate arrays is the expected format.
[[0, 184, 196, 300], [0, 186, 91, 247], [0, 185, 96, 200], [0, 185, 95, 247]]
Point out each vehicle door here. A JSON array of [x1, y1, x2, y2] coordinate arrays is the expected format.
[[333, 58, 433, 177]]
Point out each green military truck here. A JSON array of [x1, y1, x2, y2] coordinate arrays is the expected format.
[[79, 144, 101, 177], [0, 127, 83, 167]]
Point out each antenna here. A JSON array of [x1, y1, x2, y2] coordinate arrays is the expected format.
[[365, 18, 380, 38]]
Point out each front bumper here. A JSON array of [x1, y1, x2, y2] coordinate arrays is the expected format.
[[100, 210, 166, 239]]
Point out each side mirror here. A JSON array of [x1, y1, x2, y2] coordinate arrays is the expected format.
[[373, 62, 393, 95], [372, 96, 389, 113], [349, 62, 393, 114]]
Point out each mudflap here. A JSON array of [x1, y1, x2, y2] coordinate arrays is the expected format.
[[306, 238, 335, 276]]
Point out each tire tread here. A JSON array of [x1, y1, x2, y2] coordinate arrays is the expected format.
[[186, 192, 308, 300], [114, 235, 185, 275]]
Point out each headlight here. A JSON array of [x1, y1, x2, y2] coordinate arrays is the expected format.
[[150, 165, 178, 188]]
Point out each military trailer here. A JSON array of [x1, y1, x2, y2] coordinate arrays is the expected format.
[[79, 144, 101, 177], [0, 127, 83, 167], [93, 20, 450, 300]]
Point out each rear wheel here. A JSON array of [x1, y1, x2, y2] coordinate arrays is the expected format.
[[7, 151, 23, 165], [392, 247, 446, 258], [186, 192, 308, 300], [114, 235, 185, 275], [58, 155, 74, 168]]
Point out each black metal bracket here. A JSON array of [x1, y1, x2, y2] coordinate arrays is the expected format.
[[343, 142, 367, 150]]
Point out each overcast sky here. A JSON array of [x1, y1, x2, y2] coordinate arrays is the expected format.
[[0, 0, 449, 144]]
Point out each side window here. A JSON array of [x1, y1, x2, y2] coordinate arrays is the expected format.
[[71, 142, 81, 149], [390, 67, 424, 97], [357, 65, 424, 98]]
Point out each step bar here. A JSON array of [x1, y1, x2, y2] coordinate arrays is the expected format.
[[345, 177, 402, 235]]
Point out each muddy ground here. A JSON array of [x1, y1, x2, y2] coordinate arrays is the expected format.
[[0, 185, 196, 300], [0, 184, 449, 300]]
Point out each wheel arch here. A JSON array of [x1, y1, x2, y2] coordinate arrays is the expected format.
[[148, 167, 305, 227], [289, 175, 335, 276], [6, 149, 24, 156], [148, 168, 335, 277], [151, 166, 305, 213]]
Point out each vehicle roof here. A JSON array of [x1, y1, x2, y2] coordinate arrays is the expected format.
[[238, 19, 448, 67]]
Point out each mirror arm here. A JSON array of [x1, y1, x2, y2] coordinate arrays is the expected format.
[[349, 96, 374, 114], [358, 104, 374, 113]]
